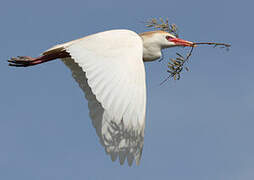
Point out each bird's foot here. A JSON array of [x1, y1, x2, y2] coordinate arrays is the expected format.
[[8, 56, 43, 67]]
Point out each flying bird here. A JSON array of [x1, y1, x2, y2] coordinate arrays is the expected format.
[[8, 29, 194, 166]]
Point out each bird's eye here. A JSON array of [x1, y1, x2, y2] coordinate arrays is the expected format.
[[166, 36, 174, 41]]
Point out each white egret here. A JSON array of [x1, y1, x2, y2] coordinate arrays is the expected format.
[[8, 29, 194, 166]]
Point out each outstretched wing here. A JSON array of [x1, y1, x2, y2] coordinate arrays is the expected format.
[[44, 29, 146, 166]]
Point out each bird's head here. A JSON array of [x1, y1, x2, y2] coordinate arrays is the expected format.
[[140, 30, 194, 48], [139, 31, 194, 61]]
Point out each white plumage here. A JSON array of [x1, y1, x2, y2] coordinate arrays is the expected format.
[[9, 29, 194, 166]]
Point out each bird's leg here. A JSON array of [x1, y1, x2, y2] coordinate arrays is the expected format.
[[8, 51, 70, 67], [8, 56, 46, 67]]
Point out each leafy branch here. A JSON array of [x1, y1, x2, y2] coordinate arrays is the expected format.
[[160, 46, 194, 85], [161, 42, 231, 84], [145, 18, 179, 37]]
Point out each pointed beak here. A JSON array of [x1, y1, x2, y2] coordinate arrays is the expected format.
[[171, 38, 195, 47]]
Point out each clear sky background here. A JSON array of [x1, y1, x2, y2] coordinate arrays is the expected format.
[[0, 0, 253, 179]]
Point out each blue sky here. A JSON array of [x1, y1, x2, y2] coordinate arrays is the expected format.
[[1, 0, 254, 179]]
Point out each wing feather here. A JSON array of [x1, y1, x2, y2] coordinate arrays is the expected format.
[[47, 30, 146, 166]]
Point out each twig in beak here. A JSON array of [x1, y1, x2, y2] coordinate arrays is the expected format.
[[160, 42, 231, 85]]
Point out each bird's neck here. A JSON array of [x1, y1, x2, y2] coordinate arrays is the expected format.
[[139, 34, 163, 62], [142, 43, 162, 62]]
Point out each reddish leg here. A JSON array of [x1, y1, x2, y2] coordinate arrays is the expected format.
[[8, 51, 70, 67], [8, 56, 46, 67]]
